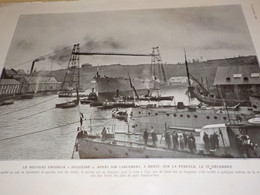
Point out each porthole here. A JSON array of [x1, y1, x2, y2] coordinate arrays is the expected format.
[[194, 115, 198, 118], [173, 114, 177, 117], [214, 116, 218, 120], [206, 116, 210, 119], [167, 114, 169, 116], [155, 113, 158, 115], [139, 111, 141, 114], [223, 117, 227, 120], [187, 115, 190, 118], [180, 114, 183, 117]]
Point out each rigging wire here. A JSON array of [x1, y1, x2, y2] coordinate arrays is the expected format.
[[0, 120, 80, 142], [18, 107, 56, 120], [0, 96, 58, 116]]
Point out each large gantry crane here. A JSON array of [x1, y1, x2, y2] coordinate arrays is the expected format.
[[61, 44, 167, 92]]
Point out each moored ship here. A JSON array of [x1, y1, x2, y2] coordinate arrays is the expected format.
[[94, 74, 154, 100], [128, 103, 255, 134]]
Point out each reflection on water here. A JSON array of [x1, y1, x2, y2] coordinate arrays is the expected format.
[[0, 87, 197, 160]]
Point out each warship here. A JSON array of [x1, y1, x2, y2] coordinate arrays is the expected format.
[[128, 103, 255, 134], [75, 117, 260, 159], [94, 74, 154, 100]]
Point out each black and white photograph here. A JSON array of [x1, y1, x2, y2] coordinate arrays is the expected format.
[[0, 4, 260, 160]]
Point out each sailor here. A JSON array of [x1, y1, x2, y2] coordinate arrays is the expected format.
[[213, 132, 219, 149], [172, 131, 179, 150], [183, 132, 188, 148], [151, 131, 157, 147], [203, 132, 210, 151], [164, 131, 171, 149], [80, 113, 84, 127], [143, 129, 149, 145], [209, 134, 216, 150], [101, 127, 107, 140], [179, 135, 185, 150], [188, 133, 196, 153]]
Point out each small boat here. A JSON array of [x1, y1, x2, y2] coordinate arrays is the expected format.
[[58, 90, 88, 98], [101, 101, 115, 109], [87, 89, 98, 101], [80, 98, 93, 104], [56, 101, 76, 108], [0, 98, 14, 106], [21, 93, 34, 99], [79, 89, 98, 104], [248, 114, 260, 124], [112, 109, 128, 120], [189, 86, 249, 107], [90, 101, 103, 107]]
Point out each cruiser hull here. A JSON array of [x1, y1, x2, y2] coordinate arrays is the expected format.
[[77, 138, 208, 159], [95, 76, 154, 100], [129, 106, 253, 134]]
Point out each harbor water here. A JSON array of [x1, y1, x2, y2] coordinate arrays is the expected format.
[[0, 86, 197, 160]]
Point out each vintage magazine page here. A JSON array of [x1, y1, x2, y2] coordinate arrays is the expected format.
[[0, 0, 260, 194]]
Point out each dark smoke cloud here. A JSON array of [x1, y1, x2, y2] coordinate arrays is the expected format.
[[48, 46, 72, 66], [82, 37, 125, 51], [47, 37, 125, 66], [34, 56, 45, 62]]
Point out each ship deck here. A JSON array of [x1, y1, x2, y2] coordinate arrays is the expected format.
[[77, 131, 242, 158]]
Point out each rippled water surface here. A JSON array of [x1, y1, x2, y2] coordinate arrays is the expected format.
[[0, 87, 197, 160]]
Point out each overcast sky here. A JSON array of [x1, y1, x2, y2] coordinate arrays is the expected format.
[[4, 4, 256, 71]]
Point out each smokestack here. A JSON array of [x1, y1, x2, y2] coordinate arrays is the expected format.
[[30, 57, 45, 75]]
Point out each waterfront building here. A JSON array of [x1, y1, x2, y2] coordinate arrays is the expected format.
[[19, 76, 61, 94], [214, 64, 260, 101], [0, 79, 22, 96]]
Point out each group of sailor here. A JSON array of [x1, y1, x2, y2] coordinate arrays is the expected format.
[[143, 128, 158, 146], [164, 131, 197, 153], [143, 129, 197, 152], [202, 132, 219, 152]]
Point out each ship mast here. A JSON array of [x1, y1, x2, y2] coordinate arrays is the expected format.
[[184, 50, 209, 95]]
